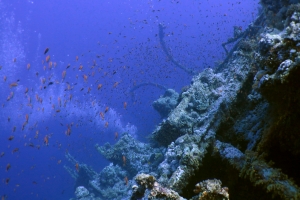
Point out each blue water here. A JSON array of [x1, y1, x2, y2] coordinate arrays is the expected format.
[[0, 0, 258, 199]]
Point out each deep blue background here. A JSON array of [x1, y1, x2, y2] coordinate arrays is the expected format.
[[0, 0, 258, 199]]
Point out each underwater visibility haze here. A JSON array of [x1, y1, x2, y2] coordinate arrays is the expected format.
[[4, 0, 300, 200]]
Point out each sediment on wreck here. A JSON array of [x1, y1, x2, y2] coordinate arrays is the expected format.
[[151, 49, 258, 196], [150, 1, 300, 199]]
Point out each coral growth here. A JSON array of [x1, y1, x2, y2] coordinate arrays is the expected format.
[[254, 9, 300, 159], [239, 151, 300, 200], [152, 89, 180, 118], [192, 179, 229, 200], [238, 39, 257, 53], [131, 173, 184, 200], [95, 132, 164, 176], [74, 186, 89, 199]]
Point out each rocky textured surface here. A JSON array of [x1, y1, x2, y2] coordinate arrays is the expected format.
[[67, 1, 300, 199], [192, 179, 229, 200], [70, 186, 101, 200], [148, 2, 300, 199], [89, 163, 131, 199], [151, 34, 255, 194], [95, 132, 165, 176], [75, 186, 89, 198], [131, 173, 185, 200], [152, 89, 179, 118]]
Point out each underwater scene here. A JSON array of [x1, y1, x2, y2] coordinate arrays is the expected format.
[[1, 0, 300, 199]]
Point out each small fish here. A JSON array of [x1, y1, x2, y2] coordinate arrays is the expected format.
[[97, 84, 103, 90], [25, 114, 29, 122], [75, 163, 79, 172], [58, 97, 61, 107], [45, 55, 50, 62], [27, 97, 31, 104], [9, 82, 18, 88], [83, 74, 88, 81], [75, 56, 79, 61], [113, 81, 119, 88], [124, 176, 128, 185], [35, 130, 39, 138], [6, 163, 11, 171], [13, 58, 16, 63], [5, 178, 10, 184], [104, 121, 109, 128], [44, 47, 49, 54], [87, 87, 91, 93], [122, 155, 126, 166], [6, 92, 14, 101], [8, 136, 14, 141], [62, 70, 66, 80], [99, 112, 104, 120], [44, 135, 49, 146], [28, 143, 35, 148], [27, 63, 31, 70], [65, 125, 71, 136], [104, 106, 109, 113], [41, 78, 46, 84], [114, 132, 118, 140], [123, 102, 127, 109], [12, 148, 19, 153], [22, 121, 28, 130], [0, 152, 5, 157]]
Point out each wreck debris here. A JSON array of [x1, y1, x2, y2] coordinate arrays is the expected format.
[[152, 89, 180, 118], [66, 2, 300, 200], [74, 186, 89, 199], [131, 173, 185, 200], [218, 12, 264, 70], [158, 23, 196, 75], [214, 141, 300, 200], [193, 179, 229, 200]]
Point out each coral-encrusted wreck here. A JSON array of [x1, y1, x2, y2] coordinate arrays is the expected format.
[[67, 1, 300, 199]]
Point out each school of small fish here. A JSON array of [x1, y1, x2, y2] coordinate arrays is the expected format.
[[0, 45, 132, 193], [0, 1, 257, 199]]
